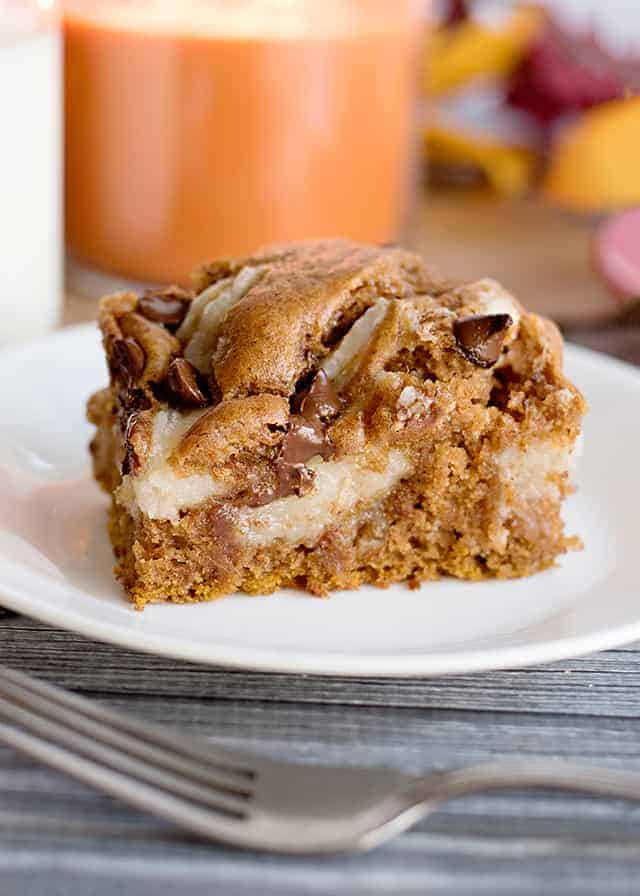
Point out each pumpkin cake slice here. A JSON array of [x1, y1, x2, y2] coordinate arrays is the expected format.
[[87, 239, 586, 608]]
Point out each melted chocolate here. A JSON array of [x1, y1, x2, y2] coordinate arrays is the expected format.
[[202, 503, 239, 558], [298, 368, 341, 421], [249, 370, 342, 505], [281, 416, 331, 466]]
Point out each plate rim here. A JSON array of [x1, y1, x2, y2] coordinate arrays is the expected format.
[[2, 561, 640, 676], [0, 324, 638, 677]]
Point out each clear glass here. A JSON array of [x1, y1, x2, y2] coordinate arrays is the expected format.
[[0, 0, 62, 343], [64, 0, 425, 289]]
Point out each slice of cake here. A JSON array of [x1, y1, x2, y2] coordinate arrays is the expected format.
[[87, 239, 586, 608]]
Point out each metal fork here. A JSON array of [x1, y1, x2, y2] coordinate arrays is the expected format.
[[2, 665, 640, 855]]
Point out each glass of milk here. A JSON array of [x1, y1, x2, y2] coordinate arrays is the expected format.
[[0, 1, 61, 345]]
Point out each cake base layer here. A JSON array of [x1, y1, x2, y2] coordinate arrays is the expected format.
[[107, 461, 578, 610]]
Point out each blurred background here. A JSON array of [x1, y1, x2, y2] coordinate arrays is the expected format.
[[1, 0, 640, 355]]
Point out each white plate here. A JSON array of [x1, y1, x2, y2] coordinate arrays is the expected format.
[[0, 324, 635, 676]]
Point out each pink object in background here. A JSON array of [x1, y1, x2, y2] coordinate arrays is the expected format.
[[592, 208, 640, 303]]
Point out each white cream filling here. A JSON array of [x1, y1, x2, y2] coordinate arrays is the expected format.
[[395, 384, 434, 428], [236, 451, 410, 548], [120, 406, 410, 539], [470, 278, 521, 339], [497, 438, 576, 504], [398, 385, 421, 408], [181, 266, 261, 372], [321, 298, 390, 385], [117, 408, 225, 523], [490, 436, 579, 551], [177, 278, 230, 342]]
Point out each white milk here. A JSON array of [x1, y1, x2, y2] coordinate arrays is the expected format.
[[0, 15, 61, 344]]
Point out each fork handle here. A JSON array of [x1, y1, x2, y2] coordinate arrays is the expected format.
[[411, 760, 640, 805]]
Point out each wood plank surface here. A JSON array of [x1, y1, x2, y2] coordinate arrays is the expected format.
[[64, 191, 615, 329], [5, 193, 640, 894], [3, 610, 640, 895]]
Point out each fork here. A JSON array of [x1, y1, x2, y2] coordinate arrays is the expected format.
[[1, 665, 640, 855]]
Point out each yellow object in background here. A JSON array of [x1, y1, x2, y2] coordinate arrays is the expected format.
[[426, 123, 537, 196], [544, 98, 640, 211], [426, 4, 544, 97]]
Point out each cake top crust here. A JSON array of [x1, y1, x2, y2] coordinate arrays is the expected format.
[[194, 238, 436, 398], [94, 238, 584, 508]]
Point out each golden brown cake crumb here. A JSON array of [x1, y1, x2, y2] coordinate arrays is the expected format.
[[88, 239, 586, 608]]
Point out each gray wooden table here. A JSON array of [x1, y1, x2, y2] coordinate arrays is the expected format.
[[1, 327, 639, 896]]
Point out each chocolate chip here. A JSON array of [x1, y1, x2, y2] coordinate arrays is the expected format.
[[245, 370, 340, 507], [453, 313, 513, 368], [110, 337, 146, 385], [264, 412, 332, 500], [247, 411, 333, 506], [299, 369, 341, 422], [246, 463, 316, 507], [116, 390, 151, 475], [137, 287, 191, 326], [166, 358, 209, 407], [206, 374, 223, 406], [121, 412, 141, 475]]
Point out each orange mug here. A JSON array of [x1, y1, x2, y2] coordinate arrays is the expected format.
[[64, 0, 425, 287]]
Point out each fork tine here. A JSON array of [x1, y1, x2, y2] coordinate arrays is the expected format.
[[0, 720, 249, 846], [0, 688, 250, 817], [0, 665, 255, 785], [0, 679, 252, 802]]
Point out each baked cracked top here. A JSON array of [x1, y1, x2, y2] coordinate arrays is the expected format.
[[103, 239, 434, 393], [92, 238, 584, 520]]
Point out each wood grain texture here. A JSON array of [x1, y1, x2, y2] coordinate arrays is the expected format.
[[3, 616, 640, 896], [408, 191, 612, 324], [7, 197, 640, 894], [4, 617, 640, 717]]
